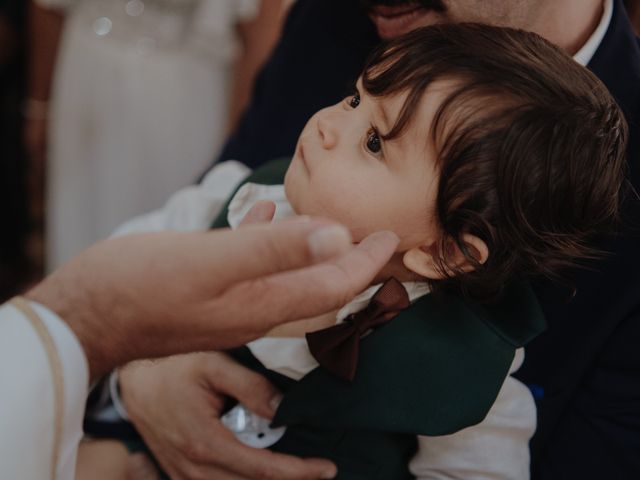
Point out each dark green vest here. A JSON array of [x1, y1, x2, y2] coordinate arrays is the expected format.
[[213, 159, 546, 479]]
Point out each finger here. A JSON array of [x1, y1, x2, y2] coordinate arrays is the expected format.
[[217, 230, 400, 335], [203, 353, 282, 419], [165, 423, 336, 480], [207, 424, 337, 480], [306, 224, 357, 261], [238, 201, 276, 227], [125, 453, 161, 480], [178, 220, 354, 286]]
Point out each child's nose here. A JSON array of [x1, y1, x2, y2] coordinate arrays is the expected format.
[[317, 115, 338, 150]]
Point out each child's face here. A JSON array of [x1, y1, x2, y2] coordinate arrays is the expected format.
[[285, 79, 448, 252]]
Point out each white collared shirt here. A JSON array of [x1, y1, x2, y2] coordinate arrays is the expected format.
[[574, 0, 613, 67]]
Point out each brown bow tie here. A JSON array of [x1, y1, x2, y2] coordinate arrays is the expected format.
[[305, 277, 410, 381]]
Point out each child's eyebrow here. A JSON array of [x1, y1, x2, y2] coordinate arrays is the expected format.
[[355, 77, 391, 133]]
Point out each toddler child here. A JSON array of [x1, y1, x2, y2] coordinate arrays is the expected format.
[[87, 23, 627, 479]]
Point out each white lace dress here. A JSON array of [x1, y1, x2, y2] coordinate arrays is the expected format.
[[38, 0, 258, 269]]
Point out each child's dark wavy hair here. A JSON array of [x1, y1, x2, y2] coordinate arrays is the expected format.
[[362, 23, 628, 300]]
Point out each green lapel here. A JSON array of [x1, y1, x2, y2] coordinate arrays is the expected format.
[[273, 281, 544, 436], [215, 158, 546, 436]]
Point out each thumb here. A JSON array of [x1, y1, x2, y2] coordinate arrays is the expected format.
[[204, 353, 283, 420]]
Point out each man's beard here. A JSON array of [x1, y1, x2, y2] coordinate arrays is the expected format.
[[359, 0, 446, 14]]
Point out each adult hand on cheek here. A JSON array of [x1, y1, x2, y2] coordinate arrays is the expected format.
[[26, 202, 400, 382]]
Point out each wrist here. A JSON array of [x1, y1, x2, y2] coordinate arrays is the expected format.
[[117, 362, 140, 405], [118, 360, 160, 422], [25, 274, 113, 382]]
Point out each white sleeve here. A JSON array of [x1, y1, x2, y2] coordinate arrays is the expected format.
[[113, 160, 251, 236], [409, 349, 535, 480], [0, 301, 88, 480]]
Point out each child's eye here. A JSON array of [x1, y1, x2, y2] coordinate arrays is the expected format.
[[366, 129, 382, 154], [349, 92, 361, 109]]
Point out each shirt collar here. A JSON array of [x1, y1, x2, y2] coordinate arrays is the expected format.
[[574, 0, 613, 66], [336, 281, 430, 322], [227, 183, 294, 228]]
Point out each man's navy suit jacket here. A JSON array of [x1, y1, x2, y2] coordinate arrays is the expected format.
[[215, 1, 640, 477]]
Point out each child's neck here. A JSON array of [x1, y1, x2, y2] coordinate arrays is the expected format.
[[265, 253, 423, 338]]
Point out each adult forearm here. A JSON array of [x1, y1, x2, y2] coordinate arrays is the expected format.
[[228, 0, 285, 133], [27, 1, 63, 102], [25, 224, 398, 382]]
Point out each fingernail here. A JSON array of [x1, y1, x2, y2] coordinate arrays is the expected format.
[[308, 225, 352, 260], [321, 468, 338, 479], [269, 393, 283, 413]]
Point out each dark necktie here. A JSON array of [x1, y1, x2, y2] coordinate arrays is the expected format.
[[305, 277, 410, 381]]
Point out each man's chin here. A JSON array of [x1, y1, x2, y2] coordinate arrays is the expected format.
[[370, 8, 443, 39]]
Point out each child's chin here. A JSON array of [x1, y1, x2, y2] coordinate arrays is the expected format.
[[283, 175, 302, 214], [283, 167, 294, 194]]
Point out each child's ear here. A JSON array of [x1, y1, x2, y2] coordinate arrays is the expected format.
[[403, 234, 489, 280]]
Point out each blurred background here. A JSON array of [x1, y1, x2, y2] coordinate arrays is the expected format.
[[0, 0, 638, 303], [0, 0, 293, 302]]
